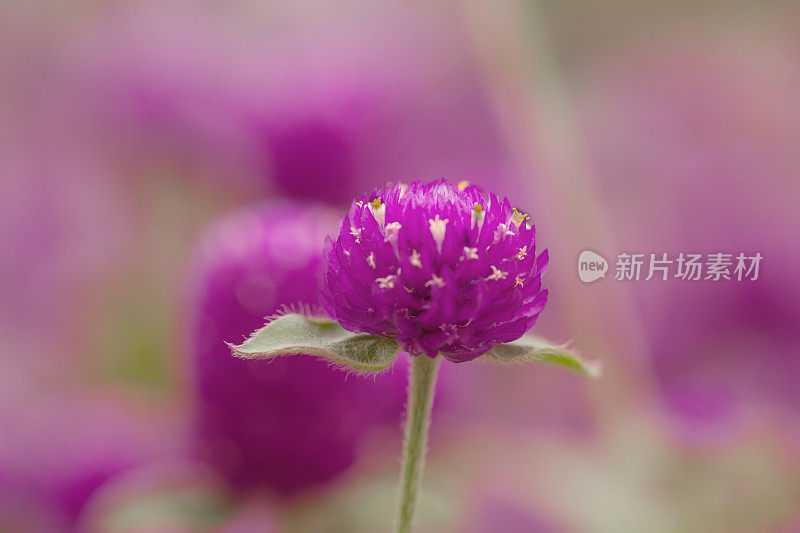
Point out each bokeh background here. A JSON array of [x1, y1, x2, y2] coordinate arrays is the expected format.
[[2, 1, 799, 532]]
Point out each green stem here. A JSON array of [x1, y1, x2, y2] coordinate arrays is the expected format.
[[395, 354, 441, 533]]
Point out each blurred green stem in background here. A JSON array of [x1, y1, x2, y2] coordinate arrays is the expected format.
[[395, 354, 441, 533]]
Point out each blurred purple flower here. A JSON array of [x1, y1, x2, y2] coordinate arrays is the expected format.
[[323, 180, 548, 363], [73, 0, 516, 201], [0, 365, 174, 528], [579, 37, 800, 442], [185, 201, 409, 496]]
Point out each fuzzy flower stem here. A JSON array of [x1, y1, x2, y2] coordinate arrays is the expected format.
[[395, 354, 441, 533]]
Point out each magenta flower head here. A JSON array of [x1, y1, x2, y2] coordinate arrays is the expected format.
[[322, 179, 549, 363]]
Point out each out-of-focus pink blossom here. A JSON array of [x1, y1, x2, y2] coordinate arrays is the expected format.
[[185, 202, 409, 496], [73, 0, 516, 201], [0, 364, 176, 528]]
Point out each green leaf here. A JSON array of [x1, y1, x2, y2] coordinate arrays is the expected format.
[[485, 334, 601, 377], [229, 313, 400, 372]]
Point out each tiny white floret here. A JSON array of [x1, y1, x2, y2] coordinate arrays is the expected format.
[[376, 275, 397, 290], [486, 265, 508, 281], [461, 246, 479, 261], [424, 274, 446, 289], [428, 215, 449, 254], [410, 249, 423, 269]]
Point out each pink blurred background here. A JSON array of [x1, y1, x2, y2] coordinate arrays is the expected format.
[[1, 1, 799, 531]]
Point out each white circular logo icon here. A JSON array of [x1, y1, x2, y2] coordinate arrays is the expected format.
[[578, 250, 608, 283]]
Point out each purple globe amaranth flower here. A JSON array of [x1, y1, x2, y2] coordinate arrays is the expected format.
[[323, 179, 549, 363], [185, 201, 409, 496]]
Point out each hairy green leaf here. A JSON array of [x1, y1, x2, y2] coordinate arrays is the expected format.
[[229, 313, 399, 372], [485, 334, 601, 377]]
